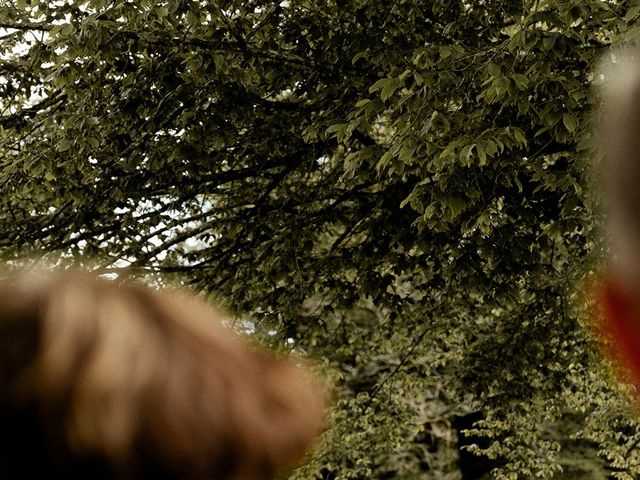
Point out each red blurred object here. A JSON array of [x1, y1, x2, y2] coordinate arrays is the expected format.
[[596, 277, 640, 393]]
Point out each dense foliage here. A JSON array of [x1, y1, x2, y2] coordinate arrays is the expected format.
[[2, 0, 640, 477]]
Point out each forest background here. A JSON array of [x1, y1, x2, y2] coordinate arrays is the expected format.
[[1, 0, 639, 478]]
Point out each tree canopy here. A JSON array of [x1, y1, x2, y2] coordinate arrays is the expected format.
[[1, 0, 640, 478]]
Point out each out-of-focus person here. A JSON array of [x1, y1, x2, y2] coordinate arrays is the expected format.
[[0, 270, 324, 479], [595, 47, 640, 391]]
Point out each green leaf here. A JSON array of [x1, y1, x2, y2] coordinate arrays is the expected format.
[[562, 113, 578, 133], [512, 73, 529, 90], [57, 139, 72, 152], [542, 35, 556, 51], [398, 146, 416, 164], [484, 139, 498, 157], [625, 5, 640, 22], [326, 123, 346, 135], [60, 23, 74, 36], [376, 151, 393, 170], [381, 79, 398, 101], [352, 51, 368, 64], [212, 52, 225, 71], [460, 144, 475, 166], [477, 145, 487, 166], [487, 62, 501, 77], [512, 127, 527, 146], [447, 197, 466, 218], [186, 10, 199, 26], [439, 45, 452, 59], [369, 78, 389, 93]]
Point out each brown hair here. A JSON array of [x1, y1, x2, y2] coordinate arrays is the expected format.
[[0, 271, 324, 479]]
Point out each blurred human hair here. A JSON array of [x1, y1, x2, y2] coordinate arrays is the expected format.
[[0, 270, 324, 479]]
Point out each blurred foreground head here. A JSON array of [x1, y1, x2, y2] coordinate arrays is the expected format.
[[596, 48, 640, 390], [0, 270, 324, 479]]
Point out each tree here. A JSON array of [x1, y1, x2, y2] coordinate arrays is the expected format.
[[0, 0, 639, 478]]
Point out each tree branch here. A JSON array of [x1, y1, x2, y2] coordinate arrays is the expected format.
[[0, 21, 52, 31]]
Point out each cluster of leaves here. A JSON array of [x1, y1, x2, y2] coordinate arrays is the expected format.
[[1, 0, 640, 477]]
